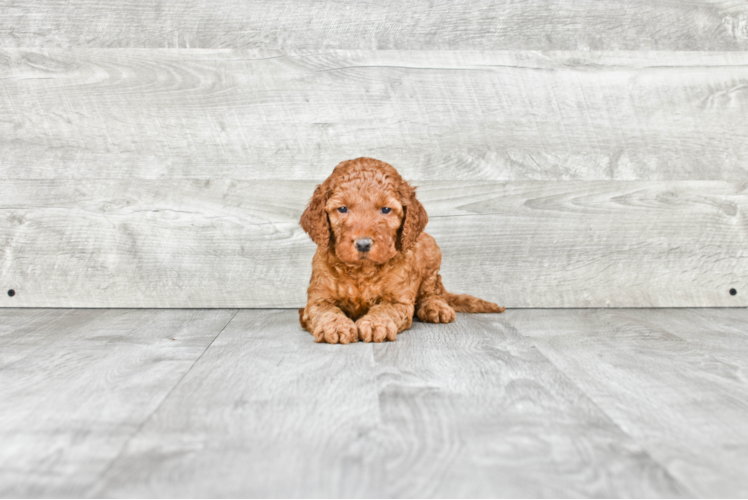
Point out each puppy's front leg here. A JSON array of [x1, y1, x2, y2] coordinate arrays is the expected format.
[[356, 303, 414, 343], [302, 301, 358, 344]]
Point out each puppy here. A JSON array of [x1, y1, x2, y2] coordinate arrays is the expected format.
[[299, 157, 504, 344]]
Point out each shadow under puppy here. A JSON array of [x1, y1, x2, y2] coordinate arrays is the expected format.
[[299, 157, 504, 344]]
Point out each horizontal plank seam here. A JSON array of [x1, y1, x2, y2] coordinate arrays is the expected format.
[[4, 306, 741, 311], [84, 308, 239, 496]]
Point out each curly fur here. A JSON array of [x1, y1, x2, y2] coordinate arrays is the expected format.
[[299, 157, 504, 344]]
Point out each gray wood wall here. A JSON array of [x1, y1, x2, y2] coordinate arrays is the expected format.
[[1, 1, 747, 308]]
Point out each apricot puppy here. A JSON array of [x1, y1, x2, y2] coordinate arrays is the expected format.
[[299, 157, 504, 344]]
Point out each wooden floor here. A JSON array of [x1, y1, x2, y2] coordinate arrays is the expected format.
[[1, 308, 747, 498]]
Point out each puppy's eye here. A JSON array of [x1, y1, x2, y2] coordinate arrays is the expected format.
[[381, 207, 392, 214], [337, 207, 348, 213]]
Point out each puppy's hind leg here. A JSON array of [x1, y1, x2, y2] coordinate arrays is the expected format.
[[415, 272, 456, 324], [416, 296, 456, 324]]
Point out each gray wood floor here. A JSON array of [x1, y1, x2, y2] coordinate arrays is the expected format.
[[1, 308, 747, 497]]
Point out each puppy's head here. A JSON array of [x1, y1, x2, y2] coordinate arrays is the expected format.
[[300, 158, 428, 266]]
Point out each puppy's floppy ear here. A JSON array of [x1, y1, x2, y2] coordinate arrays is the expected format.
[[300, 184, 331, 251], [398, 183, 428, 252]]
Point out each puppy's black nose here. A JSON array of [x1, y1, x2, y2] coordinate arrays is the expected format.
[[355, 238, 372, 252]]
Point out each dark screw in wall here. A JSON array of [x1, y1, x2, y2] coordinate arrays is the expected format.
[[7, 289, 15, 297], [730, 288, 737, 296]]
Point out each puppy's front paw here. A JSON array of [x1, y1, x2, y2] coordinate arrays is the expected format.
[[417, 299, 456, 324], [356, 315, 398, 343], [313, 314, 358, 344]]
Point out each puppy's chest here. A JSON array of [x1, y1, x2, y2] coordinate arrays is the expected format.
[[333, 275, 385, 305], [332, 269, 415, 315]]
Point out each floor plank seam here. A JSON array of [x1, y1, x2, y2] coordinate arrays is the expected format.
[[83, 308, 240, 497], [502, 318, 699, 498]]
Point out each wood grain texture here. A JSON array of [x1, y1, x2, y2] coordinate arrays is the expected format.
[[90, 309, 689, 498], [372, 313, 689, 497], [2, 179, 745, 308], [0, 308, 236, 497], [510, 308, 748, 498], [1, 50, 747, 181], [1, 0, 747, 50], [5, 308, 748, 497], [88, 309, 385, 498]]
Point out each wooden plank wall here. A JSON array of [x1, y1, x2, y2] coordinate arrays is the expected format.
[[1, 2, 747, 308]]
